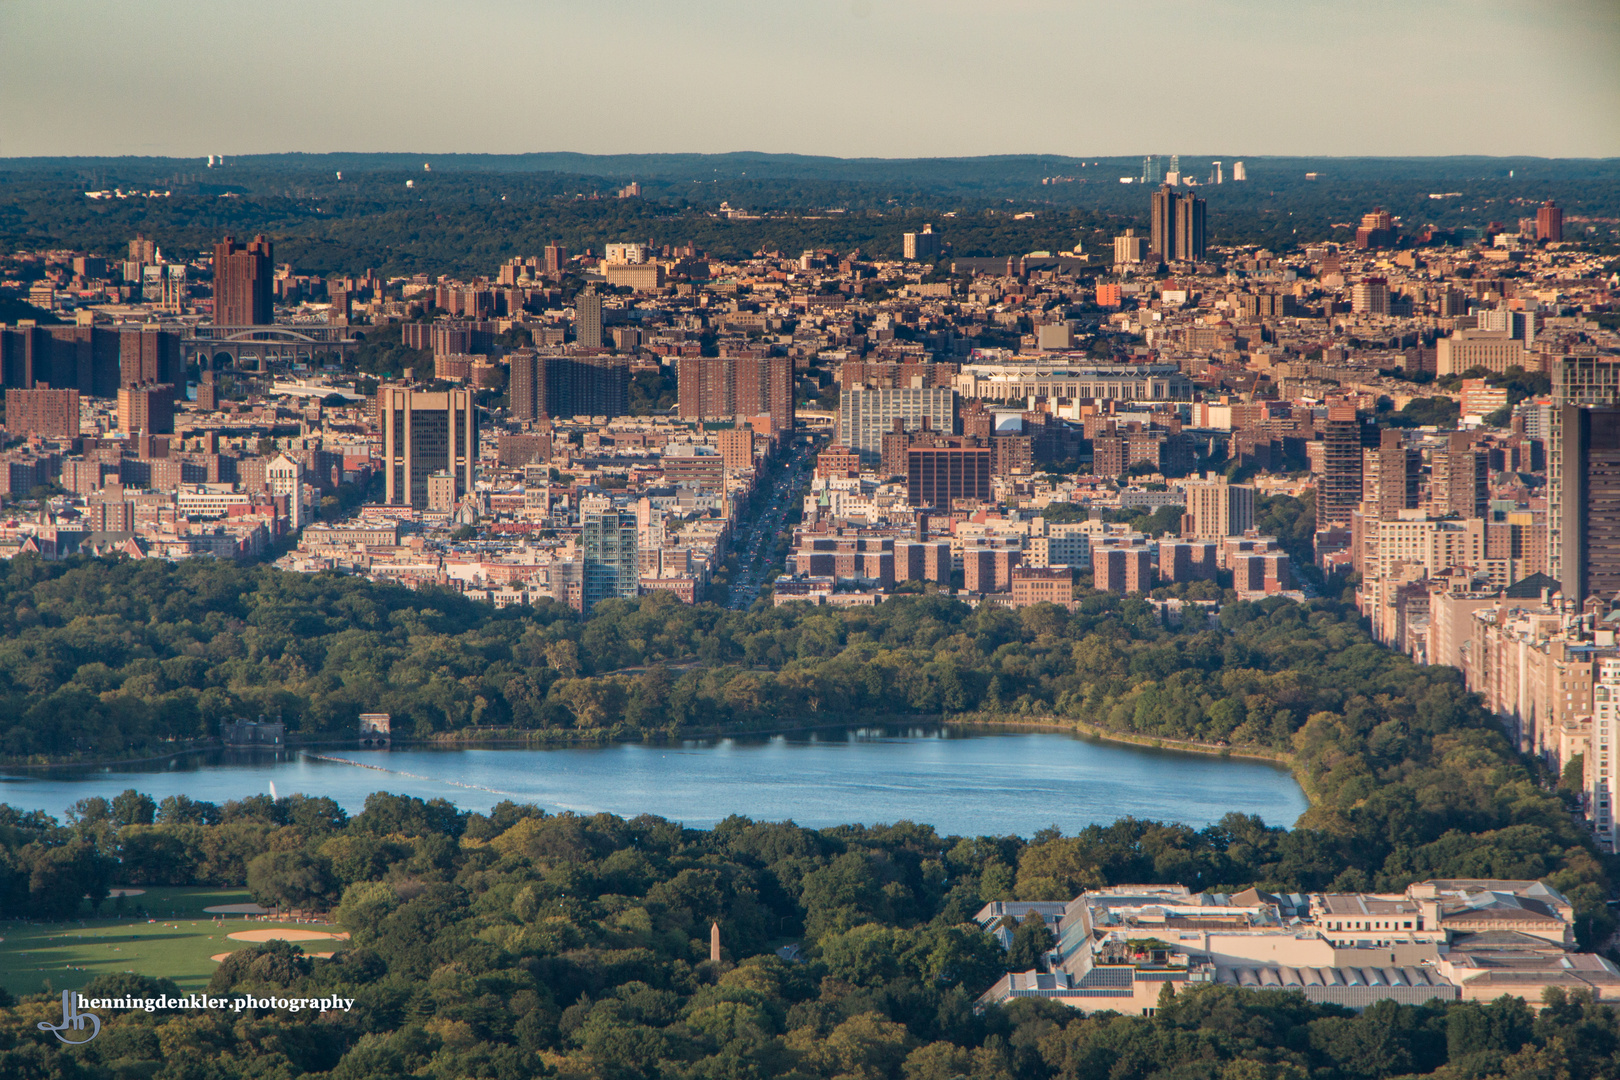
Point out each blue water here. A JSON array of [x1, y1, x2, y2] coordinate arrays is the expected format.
[[0, 728, 1308, 838]]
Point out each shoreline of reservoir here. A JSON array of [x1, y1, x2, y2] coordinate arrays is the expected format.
[[0, 714, 1301, 782], [0, 726, 1310, 836]]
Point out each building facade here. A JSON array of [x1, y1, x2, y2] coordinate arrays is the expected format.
[[510, 352, 630, 421], [907, 439, 991, 510], [575, 290, 604, 348], [678, 357, 796, 433], [5, 388, 79, 437], [213, 235, 274, 326], [953, 362, 1193, 403], [839, 387, 957, 462], [581, 511, 640, 612], [1180, 476, 1255, 540], [377, 387, 477, 508], [1555, 405, 1620, 608]]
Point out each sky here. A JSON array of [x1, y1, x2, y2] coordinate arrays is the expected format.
[[1, 0, 1617, 160]]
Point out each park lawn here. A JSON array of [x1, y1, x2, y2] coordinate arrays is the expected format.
[[0, 888, 341, 996]]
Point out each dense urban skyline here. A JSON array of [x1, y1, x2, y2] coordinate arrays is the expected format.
[[4, 2, 1620, 1069], [2, 0, 1618, 159]]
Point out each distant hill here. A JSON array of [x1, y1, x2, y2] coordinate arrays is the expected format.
[[2, 153, 1615, 276]]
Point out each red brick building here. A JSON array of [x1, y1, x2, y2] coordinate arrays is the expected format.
[[5, 388, 79, 437]]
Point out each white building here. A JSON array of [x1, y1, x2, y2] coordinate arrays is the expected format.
[[266, 454, 306, 529], [604, 243, 648, 265], [1593, 657, 1619, 851]]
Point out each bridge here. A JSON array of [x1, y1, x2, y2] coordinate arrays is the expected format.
[[180, 324, 365, 371]]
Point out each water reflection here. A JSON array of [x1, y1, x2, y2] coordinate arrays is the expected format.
[[0, 726, 1308, 838]]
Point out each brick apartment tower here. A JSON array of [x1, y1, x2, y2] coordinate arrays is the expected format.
[[1536, 201, 1563, 243], [677, 357, 795, 433], [5, 388, 80, 437], [1318, 405, 1364, 526], [1362, 429, 1420, 518], [117, 385, 175, 435], [213, 235, 274, 325]]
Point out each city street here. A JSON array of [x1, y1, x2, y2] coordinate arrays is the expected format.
[[724, 434, 824, 610]]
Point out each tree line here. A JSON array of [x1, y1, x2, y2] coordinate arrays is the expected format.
[[7, 156, 1618, 275], [0, 538, 1612, 949], [0, 791, 1617, 1080]]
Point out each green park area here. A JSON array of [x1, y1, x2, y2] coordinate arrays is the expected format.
[[0, 887, 342, 996]]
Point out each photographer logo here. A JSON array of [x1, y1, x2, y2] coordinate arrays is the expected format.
[[39, 991, 100, 1045]]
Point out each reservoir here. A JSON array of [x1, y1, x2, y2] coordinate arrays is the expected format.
[[0, 727, 1308, 837]]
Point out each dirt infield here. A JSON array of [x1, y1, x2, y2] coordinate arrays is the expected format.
[[225, 928, 349, 943], [203, 904, 272, 914]]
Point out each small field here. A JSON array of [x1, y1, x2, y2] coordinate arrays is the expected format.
[[0, 887, 343, 996]]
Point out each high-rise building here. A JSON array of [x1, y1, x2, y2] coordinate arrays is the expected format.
[[604, 243, 647, 265], [1363, 429, 1420, 518], [1232, 161, 1246, 182], [581, 511, 639, 612], [838, 387, 956, 463], [266, 453, 306, 528], [903, 224, 941, 262], [1180, 475, 1255, 540], [574, 290, 603, 348], [117, 385, 175, 435], [212, 235, 273, 325], [119, 329, 183, 392], [1150, 185, 1206, 262], [1431, 432, 1489, 519], [1174, 190, 1207, 261], [196, 370, 218, 411], [1156, 540, 1218, 583], [1318, 405, 1363, 526], [1113, 229, 1148, 265], [907, 438, 991, 510], [1, 325, 130, 397], [1554, 405, 1620, 608], [377, 386, 477, 507], [543, 244, 567, 274], [129, 235, 157, 263], [1351, 277, 1391, 316], [1354, 207, 1396, 249], [718, 428, 755, 473], [1548, 354, 1620, 593], [1150, 184, 1176, 263], [1093, 544, 1153, 594], [677, 357, 795, 434], [1594, 658, 1620, 851], [1140, 155, 1161, 184], [4, 388, 80, 437], [1536, 201, 1564, 243], [509, 352, 629, 421]]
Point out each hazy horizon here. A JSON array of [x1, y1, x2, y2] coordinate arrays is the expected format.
[[4, 151, 1620, 166], [2, 0, 1617, 160]]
